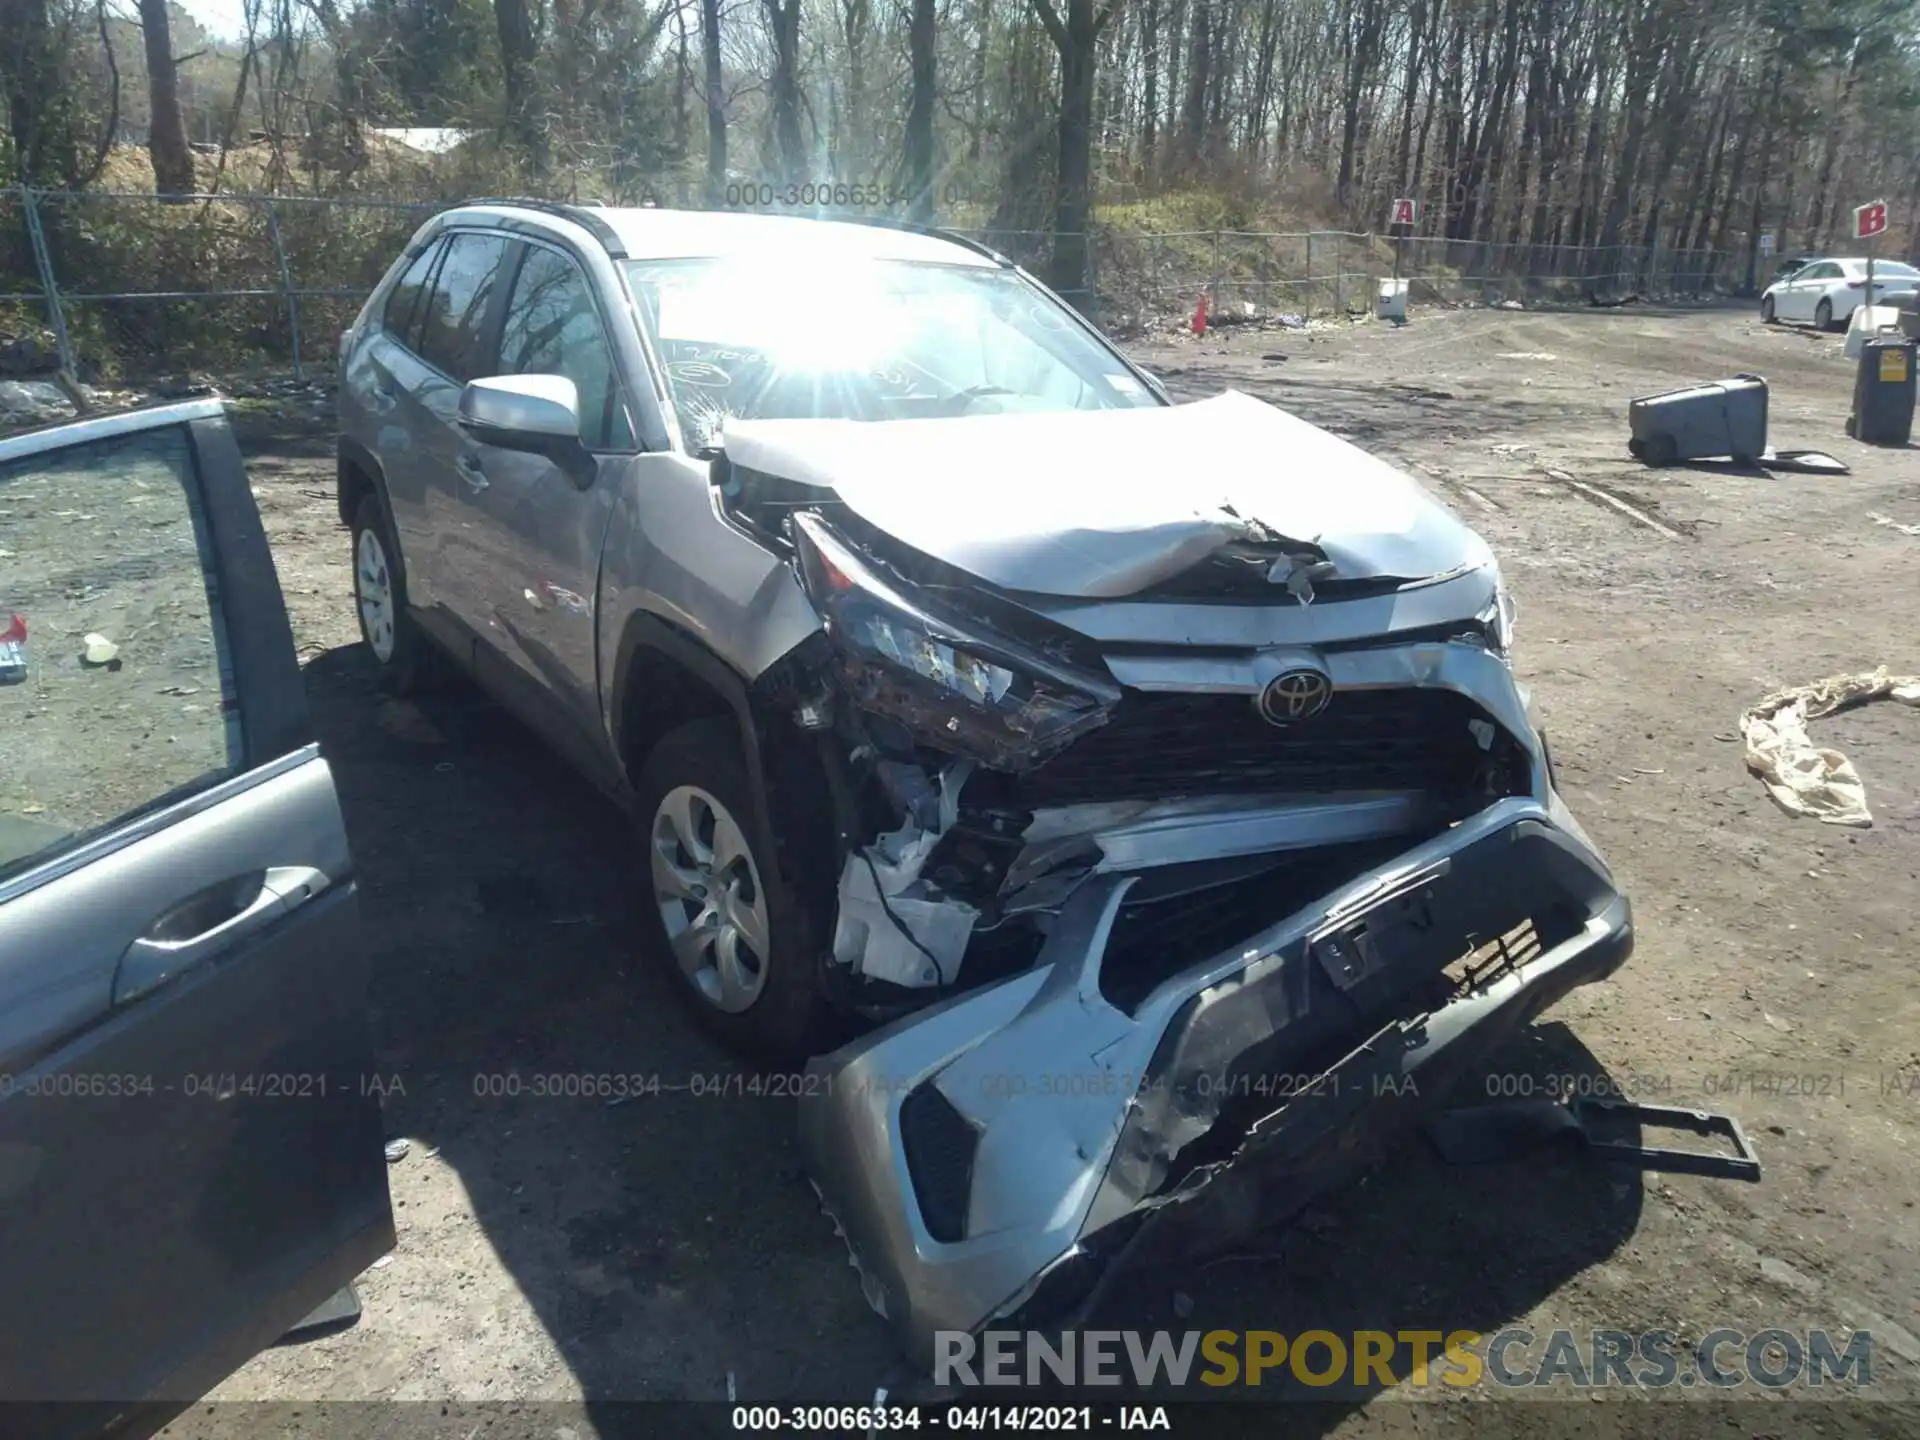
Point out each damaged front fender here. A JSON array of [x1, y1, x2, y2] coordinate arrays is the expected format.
[[797, 797, 1632, 1372]]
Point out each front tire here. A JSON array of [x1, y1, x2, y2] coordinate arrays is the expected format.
[[1761, 295, 1776, 323], [350, 493, 429, 694], [1815, 298, 1835, 332], [635, 720, 836, 1061]]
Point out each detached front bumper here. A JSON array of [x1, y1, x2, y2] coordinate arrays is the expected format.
[[797, 796, 1632, 1372]]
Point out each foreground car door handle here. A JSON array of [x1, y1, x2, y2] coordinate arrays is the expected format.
[[455, 454, 489, 492], [113, 865, 332, 1005]]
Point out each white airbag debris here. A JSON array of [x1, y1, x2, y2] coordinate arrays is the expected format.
[[1741, 668, 1920, 827], [833, 762, 979, 988], [832, 829, 977, 987]]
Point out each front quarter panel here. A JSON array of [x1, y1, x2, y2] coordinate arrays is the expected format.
[[596, 452, 823, 731]]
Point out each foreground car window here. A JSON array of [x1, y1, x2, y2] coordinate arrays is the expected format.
[[0, 427, 243, 878], [623, 258, 1159, 450]]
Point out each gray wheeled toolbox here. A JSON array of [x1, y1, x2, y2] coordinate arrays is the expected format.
[[1627, 373, 1769, 466]]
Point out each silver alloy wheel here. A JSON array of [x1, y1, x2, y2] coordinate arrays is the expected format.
[[355, 526, 397, 664], [650, 784, 772, 1013]]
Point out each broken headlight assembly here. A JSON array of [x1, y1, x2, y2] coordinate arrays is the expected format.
[[791, 511, 1121, 769], [1475, 568, 1517, 657]]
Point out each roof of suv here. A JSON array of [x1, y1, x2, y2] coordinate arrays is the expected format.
[[453, 201, 1003, 269]]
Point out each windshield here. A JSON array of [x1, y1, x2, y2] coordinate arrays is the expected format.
[[1871, 261, 1919, 279], [622, 258, 1161, 452]]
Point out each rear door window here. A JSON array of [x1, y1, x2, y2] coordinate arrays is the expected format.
[[416, 232, 510, 383]]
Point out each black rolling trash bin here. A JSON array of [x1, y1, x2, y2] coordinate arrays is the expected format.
[[1847, 336, 1917, 446]]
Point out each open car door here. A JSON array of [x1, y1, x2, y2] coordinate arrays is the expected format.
[[0, 400, 394, 1439]]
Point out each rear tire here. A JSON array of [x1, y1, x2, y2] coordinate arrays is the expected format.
[[634, 720, 837, 1062], [350, 493, 431, 695], [1815, 298, 1834, 332]]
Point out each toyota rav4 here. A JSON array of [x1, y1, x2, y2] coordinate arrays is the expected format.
[[337, 200, 1634, 1365]]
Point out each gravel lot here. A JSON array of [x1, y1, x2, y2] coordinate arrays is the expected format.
[[145, 301, 1919, 1437]]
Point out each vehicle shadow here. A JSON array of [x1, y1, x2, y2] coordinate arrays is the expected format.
[[294, 641, 1647, 1424], [295, 643, 900, 1410], [1077, 1020, 1648, 1417]]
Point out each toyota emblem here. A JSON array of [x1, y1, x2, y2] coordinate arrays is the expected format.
[[1258, 668, 1334, 725]]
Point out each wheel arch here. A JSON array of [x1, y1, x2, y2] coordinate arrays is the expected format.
[[611, 614, 758, 785], [611, 613, 843, 937], [337, 436, 386, 530]]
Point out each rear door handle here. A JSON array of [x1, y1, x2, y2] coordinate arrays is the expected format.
[[455, 453, 489, 492], [113, 865, 331, 1006]]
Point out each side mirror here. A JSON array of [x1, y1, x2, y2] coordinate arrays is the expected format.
[[458, 375, 595, 487]]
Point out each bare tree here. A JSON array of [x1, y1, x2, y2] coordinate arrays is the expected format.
[[494, 0, 546, 172], [763, 0, 805, 182], [702, 0, 728, 201], [1030, 0, 1127, 309], [138, 0, 196, 194], [904, 0, 936, 218]]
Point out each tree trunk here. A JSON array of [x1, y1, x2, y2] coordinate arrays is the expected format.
[[1140, 0, 1159, 165], [764, 0, 806, 184], [1180, 0, 1210, 162], [1055, 25, 1096, 304], [1679, 77, 1731, 265], [1335, 0, 1385, 211], [673, 0, 692, 204], [1710, 64, 1765, 261], [1571, 50, 1612, 247], [1247, 0, 1280, 165], [1634, 37, 1704, 262], [1506, 13, 1548, 248], [1744, 59, 1786, 294], [967, 2, 989, 164], [1597, 24, 1662, 256], [838, 0, 871, 176], [139, 0, 196, 195], [1033, 0, 1122, 313], [1805, 41, 1862, 251], [702, 0, 727, 202], [494, 0, 546, 172], [905, 0, 937, 219], [0, 0, 57, 183], [1393, 0, 1425, 192], [1163, 0, 1184, 141]]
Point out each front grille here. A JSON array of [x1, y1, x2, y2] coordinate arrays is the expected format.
[[1013, 686, 1521, 808], [1100, 840, 1418, 1013]]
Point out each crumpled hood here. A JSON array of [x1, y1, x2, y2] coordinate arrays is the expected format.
[[720, 389, 1492, 598]]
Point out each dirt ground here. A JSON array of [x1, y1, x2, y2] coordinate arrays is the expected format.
[[144, 301, 1920, 1436]]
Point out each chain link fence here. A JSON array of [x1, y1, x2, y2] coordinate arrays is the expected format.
[[0, 186, 1748, 387], [1, 187, 437, 386], [1094, 229, 1747, 327]]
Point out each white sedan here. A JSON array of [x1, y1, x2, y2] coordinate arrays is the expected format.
[[1762, 257, 1920, 330]]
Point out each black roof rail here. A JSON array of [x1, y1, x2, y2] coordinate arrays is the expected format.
[[830, 213, 1015, 268], [448, 196, 628, 257]]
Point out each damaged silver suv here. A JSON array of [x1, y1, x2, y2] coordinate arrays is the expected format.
[[340, 201, 1632, 1362]]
